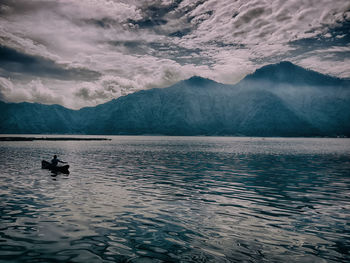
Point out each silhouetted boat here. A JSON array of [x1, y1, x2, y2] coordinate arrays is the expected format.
[[41, 160, 69, 174]]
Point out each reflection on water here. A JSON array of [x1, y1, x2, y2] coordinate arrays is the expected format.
[[0, 136, 349, 262]]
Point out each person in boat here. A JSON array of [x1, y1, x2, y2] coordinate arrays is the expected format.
[[51, 155, 67, 167]]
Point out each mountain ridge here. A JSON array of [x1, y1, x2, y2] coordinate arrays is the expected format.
[[243, 61, 349, 87], [1, 61, 349, 137]]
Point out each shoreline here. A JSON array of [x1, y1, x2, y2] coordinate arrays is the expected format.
[[0, 137, 111, 141]]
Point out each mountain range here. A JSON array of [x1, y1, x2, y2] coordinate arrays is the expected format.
[[1, 61, 349, 137]]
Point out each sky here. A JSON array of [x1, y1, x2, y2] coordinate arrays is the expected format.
[[0, 0, 349, 109]]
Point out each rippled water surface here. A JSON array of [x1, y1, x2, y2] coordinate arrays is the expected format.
[[0, 136, 350, 262]]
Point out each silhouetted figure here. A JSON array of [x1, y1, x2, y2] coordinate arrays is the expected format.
[[51, 155, 67, 167]]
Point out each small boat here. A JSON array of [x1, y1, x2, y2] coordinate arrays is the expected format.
[[42, 160, 70, 174]]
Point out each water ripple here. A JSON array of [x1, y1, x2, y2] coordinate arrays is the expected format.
[[0, 137, 349, 262]]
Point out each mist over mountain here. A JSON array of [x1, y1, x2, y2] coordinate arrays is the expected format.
[[243, 61, 348, 87], [1, 62, 349, 137]]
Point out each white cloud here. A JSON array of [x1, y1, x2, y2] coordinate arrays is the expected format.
[[60, 0, 142, 22], [0, 0, 349, 108], [296, 54, 350, 79], [183, 0, 350, 44], [0, 77, 14, 101], [173, 0, 350, 82], [70, 64, 199, 109], [0, 78, 64, 105]]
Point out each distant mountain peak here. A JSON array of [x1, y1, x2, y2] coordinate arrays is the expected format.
[[183, 76, 217, 86], [270, 60, 296, 67], [244, 61, 343, 86], [254, 61, 305, 74]]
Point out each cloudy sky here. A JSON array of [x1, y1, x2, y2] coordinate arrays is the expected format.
[[0, 0, 349, 109]]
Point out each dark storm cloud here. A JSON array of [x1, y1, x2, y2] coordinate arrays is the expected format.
[[168, 27, 192, 38], [84, 18, 117, 29], [0, 45, 101, 81]]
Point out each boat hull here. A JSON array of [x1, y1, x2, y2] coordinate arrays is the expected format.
[[42, 160, 69, 174]]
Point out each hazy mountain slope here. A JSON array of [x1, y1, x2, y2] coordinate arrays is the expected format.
[[0, 101, 78, 134], [243, 61, 349, 87], [239, 61, 350, 136], [82, 81, 317, 136], [88, 78, 236, 135]]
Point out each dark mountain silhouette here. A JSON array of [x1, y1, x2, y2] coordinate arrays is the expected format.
[[1, 62, 349, 137]]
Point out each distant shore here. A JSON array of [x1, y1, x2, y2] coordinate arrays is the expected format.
[[0, 137, 111, 141]]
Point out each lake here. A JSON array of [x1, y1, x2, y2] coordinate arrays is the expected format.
[[0, 136, 349, 262]]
